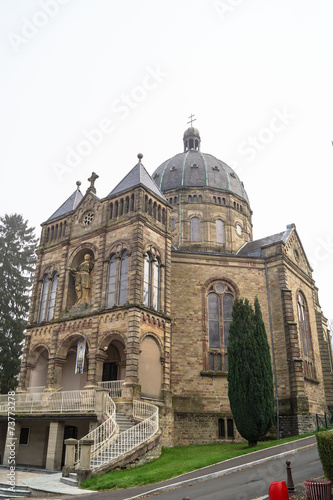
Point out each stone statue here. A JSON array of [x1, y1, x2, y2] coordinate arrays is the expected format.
[[69, 254, 94, 305]]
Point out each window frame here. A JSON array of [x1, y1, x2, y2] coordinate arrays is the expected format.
[[143, 252, 161, 311], [205, 282, 234, 373], [297, 292, 316, 379], [190, 216, 201, 242], [38, 272, 58, 323], [106, 250, 129, 308]]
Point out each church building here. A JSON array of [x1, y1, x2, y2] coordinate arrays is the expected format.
[[1, 125, 332, 471]]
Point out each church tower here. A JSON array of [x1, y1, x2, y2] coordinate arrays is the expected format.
[[19, 157, 172, 404]]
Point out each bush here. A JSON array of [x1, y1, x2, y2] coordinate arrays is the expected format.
[[316, 431, 333, 481]]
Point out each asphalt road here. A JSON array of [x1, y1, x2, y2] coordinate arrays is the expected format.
[[61, 437, 322, 500], [142, 445, 322, 500]]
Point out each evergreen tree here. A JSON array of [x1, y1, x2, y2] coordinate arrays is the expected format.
[[0, 214, 37, 393], [227, 296, 275, 446]]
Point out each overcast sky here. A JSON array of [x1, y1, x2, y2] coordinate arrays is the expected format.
[[1, 0, 332, 323]]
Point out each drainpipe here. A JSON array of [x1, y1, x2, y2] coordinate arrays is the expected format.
[[264, 249, 280, 439]]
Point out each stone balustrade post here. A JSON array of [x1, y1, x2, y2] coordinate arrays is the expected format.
[[62, 438, 78, 477], [95, 388, 109, 418], [77, 439, 94, 485]]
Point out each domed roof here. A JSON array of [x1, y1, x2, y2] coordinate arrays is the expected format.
[[183, 127, 200, 139], [152, 129, 250, 205]]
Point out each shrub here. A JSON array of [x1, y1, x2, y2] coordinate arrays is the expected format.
[[316, 431, 333, 481]]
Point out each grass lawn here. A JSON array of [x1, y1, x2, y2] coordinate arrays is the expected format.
[[82, 432, 315, 491]]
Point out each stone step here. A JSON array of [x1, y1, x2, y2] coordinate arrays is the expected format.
[[60, 475, 78, 487], [0, 484, 31, 498]]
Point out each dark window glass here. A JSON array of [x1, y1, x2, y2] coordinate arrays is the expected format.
[[209, 352, 215, 370], [106, 255, 117, 308], [218, 419, 225, 438], [208, 293, 221, 348], [118, 251, 128, 306], [19, 427, 30, 445], [227, 419, 234, 438], [223, 294, 234, 348]]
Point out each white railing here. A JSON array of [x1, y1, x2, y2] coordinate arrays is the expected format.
[[0, 390, 95, 414], [97, 380, 124, 398], [76, 393, 117, 465], [90, 400, 159, 471]]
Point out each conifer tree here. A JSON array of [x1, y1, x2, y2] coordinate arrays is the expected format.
[[227, 296, 275, 446], [0, 214, 37, 393]]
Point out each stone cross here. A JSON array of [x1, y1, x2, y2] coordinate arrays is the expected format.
[[87, 172, 99, 194]]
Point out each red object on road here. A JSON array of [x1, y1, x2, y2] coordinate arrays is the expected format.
[[269, 481, 290, 499]]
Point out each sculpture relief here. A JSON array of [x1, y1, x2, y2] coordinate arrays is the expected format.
[[68, 254, 94, 305]]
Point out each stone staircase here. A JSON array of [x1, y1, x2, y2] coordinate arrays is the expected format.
[[61, 411, 136, 487], [115, 412, 136, 433], [0, 483, 31, 498]]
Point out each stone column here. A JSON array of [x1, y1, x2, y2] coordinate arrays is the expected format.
[[45, 421, 65, 470]]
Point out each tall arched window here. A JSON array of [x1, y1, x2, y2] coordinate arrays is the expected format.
[[297, 292, 316, 378], [106, 251, 129, 308], [118, 251, 128, 306], [38, 272, 58, 323], [143, 252, 161, 310], [216, 219, 225, 244], [46, 272, 58, 321], [191, 217, 201, 242], [207, 282, 234, 372]]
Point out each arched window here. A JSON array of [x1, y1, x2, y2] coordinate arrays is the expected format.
[[193, 195, 197, 202], [106, 251, 128, 308], [46, 273, 58, 321], [106, 255, 117, 308], [38, 275, 49, 322], [216, 219, 225, 244], [191, 217, 201, 242], [188, 195, 192, 202], [143, 253, 161, 310], [297, 292, 316, 378], [207, 282, 234, 372], [118, 251, 128, 306], [38, 272, 58, 323]]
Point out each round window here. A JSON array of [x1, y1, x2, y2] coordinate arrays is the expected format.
[[83, 211, 94, 226]]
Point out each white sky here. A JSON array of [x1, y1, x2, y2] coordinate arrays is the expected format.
[[1, 0, 332, 323]]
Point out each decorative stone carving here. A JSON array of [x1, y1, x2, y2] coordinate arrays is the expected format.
[[68, 254, 94, 305]]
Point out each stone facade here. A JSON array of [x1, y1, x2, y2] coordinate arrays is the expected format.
[[3, 128, 332, 469]]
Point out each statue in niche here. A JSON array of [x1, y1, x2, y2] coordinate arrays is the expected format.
[[68, 254, 94, 305]]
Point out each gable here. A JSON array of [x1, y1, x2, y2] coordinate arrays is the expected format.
[[284, 228, 312, 276]]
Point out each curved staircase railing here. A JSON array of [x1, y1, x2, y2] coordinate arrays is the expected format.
[[90, 399, 159, 471], [76, 393, 117, 464]]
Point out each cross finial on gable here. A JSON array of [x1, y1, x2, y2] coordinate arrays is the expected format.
[[87, 172, 99, 194]]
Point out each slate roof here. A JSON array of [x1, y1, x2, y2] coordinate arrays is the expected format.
[[152, 151, 250, 205], [108, 162, 167, 202], [46, 189, 83, 222], [237, 225, 295, 257]]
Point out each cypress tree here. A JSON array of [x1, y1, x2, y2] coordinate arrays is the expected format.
[[0, 214, 37, 393], [227, 296, 275, 446]]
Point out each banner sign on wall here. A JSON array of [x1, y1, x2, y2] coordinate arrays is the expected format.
[[75, 338, 86, 374]]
